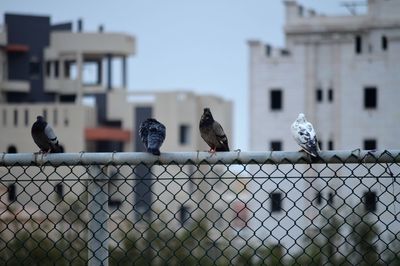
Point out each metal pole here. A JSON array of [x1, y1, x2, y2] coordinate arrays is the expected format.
[[1, 150, 400, 166], [87, 165, 109, 266]]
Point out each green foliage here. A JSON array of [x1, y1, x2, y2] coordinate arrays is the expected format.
[[1, 202, 399, 265]]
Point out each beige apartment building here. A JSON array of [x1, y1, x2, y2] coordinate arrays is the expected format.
[[0, 13, 234, 234]]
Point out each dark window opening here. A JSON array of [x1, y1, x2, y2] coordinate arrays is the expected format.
[[364, 87, 377, 109], [316, 192, 322, 205], [43, 109, 47, 121], [364, 191, 377, 212], [280, 49, 291, 56], [29, 61, 40, 77], [24, 109, 29, 126], [265, 45, 271, 56], [318, 141, 323, 150], [7, 145, 17, 153], [53, 109, 58, 126], [270, 89, 283, 110], [55, 183, 64, 199], [179, 204, 190, 226], [8, 184, 16, 202], [46, 61, 51, 77], [355, 35, 362, 54], [54, 61, 59, 78], [382, 36, 388, 51], [108, 199, 122, 208], [13, 109, 17, 127], [328, 140, 334, 150], [270, 141, 282, 151], [179, 124, 190, 145], [316, 89, 323, 102], [271, 192, 282, 213], [328, 192, 334, 205], [328, 89, 333, 102], [364, 139, 377, 150]]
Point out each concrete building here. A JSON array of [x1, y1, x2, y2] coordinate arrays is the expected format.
[[248, 0, 400, 255], [0, 13, 234, 231]]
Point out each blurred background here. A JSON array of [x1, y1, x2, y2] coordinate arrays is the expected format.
[[3, 0, 391, 154]]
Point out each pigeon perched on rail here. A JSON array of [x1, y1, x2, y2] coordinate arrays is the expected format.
[[31, 116, 63, 154], [139, 118, 166, 156], [291, 113, 320, 157], [199, 108, 229, 152]]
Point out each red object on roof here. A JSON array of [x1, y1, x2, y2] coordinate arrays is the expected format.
[[85, 127, 131, 142], [6, 44, 29, 53]]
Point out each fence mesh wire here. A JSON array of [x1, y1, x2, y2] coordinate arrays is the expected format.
[[0, 150, 399, 265]]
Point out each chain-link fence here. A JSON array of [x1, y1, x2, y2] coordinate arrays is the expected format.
[[0, 150, 399, 266]]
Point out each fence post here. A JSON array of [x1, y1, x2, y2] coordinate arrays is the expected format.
[[88, 165, 109, 266]]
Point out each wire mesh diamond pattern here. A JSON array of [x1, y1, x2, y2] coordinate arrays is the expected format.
[[0, 150, 399, 265]]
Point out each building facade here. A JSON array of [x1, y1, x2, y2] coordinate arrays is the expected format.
[[248, 0, 400, 252], [0, 14, 233, 231]]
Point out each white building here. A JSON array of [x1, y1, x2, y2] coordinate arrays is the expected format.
[[247, 0, 400, 257], [249, 0, 400, 153]]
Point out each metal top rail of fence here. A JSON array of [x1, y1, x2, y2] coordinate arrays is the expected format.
[[1, 149, 400, 166]]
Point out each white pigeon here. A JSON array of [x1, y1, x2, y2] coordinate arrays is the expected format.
[[291, 113, 320, 157]]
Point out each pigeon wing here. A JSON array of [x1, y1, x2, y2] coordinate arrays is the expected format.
[[212, 121, 229, 151], [139, 121, 149, 149], [147, 122, 166, 155]]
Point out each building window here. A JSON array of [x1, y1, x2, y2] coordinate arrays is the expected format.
[[53, 109, 58, 126], [364, 191, 377, 212], [55, 183, 64, 199], [328, 88, 333, 102], [29, 61, 40, 77], [382, 35, 388, 51], [270, 89, 283, 110], [328, 140, 334, 150], [328, 192, 334, 205], [13, 109, 18, 127], [46, 61, 51, 77], [54, 61, 59, 78], [43, 109, 47, 121], [7, 145, 17, 153], [24, 109, 29, 126], [179, 204, 190, 226], [8, 184, 16, 202], [316, 192, 322, 205], [364, 139, 377, 150], [265, 44, 271, 57], [364, 87, 377, 109], [179, 124, 190, 145], [355, 35, 362, 54], [271, 192, 282, 213], [318, 141, 323, 150], [270, 141, 282, 151], [316, 88, 323, 102]]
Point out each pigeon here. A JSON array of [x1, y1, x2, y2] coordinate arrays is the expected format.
[[291, 113, 320, 157], [31, 116, 63, 154], [199, 108, 230, 152], [139, 118, 166, 156]]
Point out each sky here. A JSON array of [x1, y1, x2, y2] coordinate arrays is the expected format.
[[1, 0, 356, 150]]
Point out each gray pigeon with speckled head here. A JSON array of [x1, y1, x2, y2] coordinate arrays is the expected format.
[[139, 118, 166, 155], [199, 108, 229, 152], [31, 116, 63, 154]]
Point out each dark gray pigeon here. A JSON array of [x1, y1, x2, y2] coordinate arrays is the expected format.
[[31, 116, 63, 154], [199, 108, 229, 152], [139, 118, 166, 155]]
